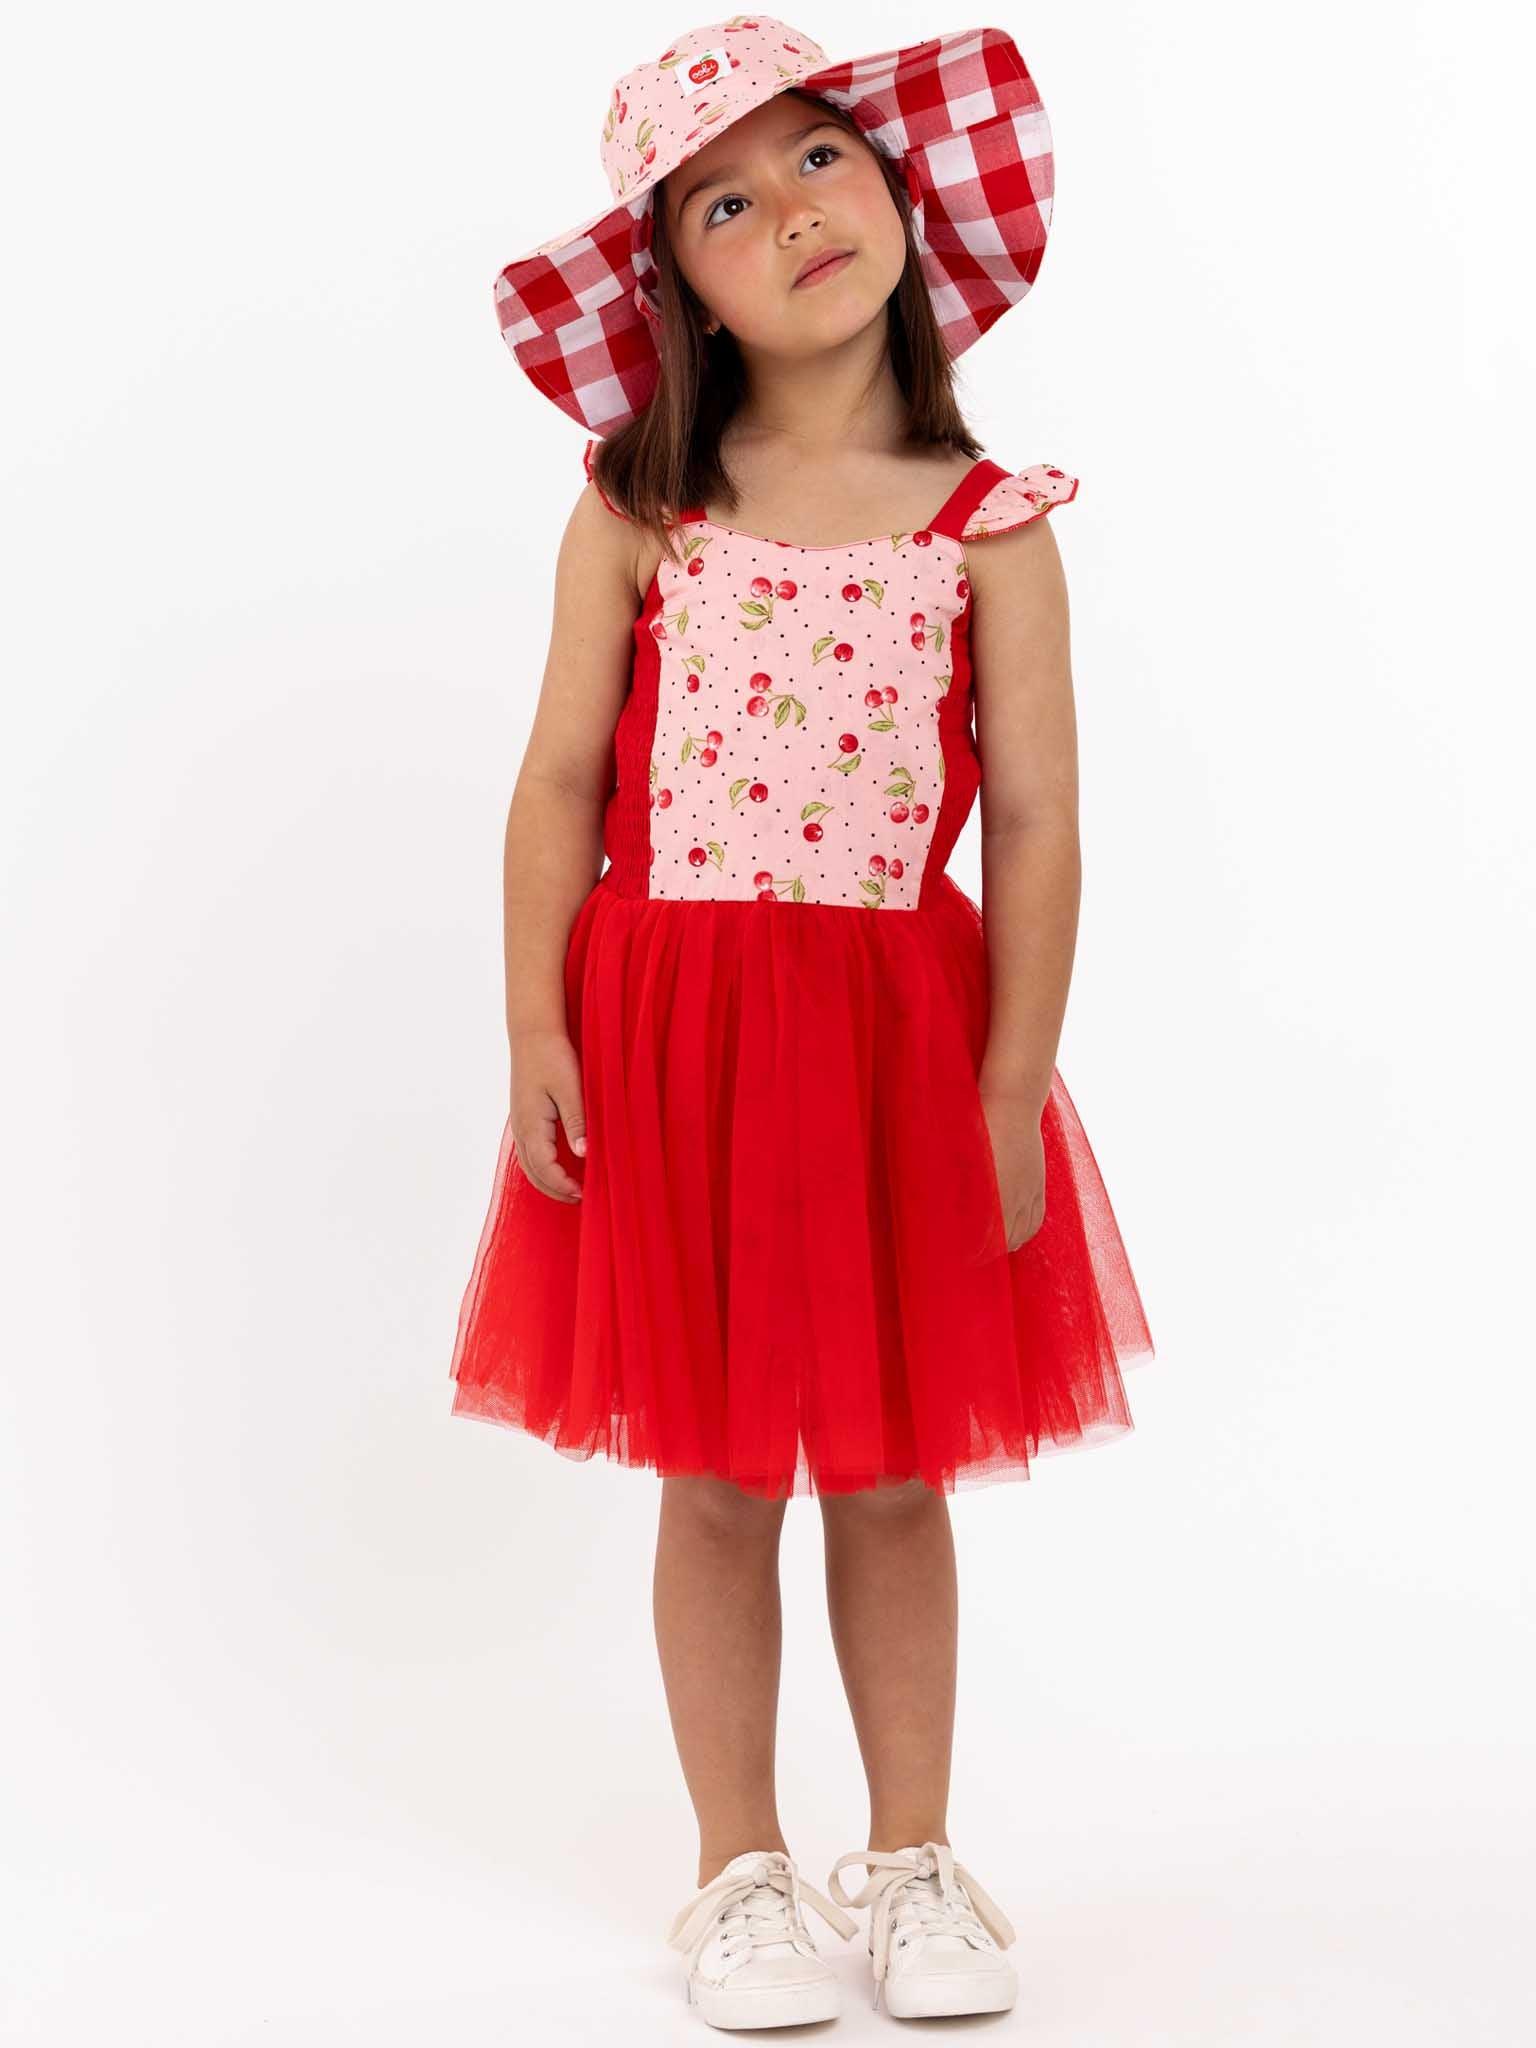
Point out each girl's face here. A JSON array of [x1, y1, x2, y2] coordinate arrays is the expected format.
[[659, 94, 907, 363]]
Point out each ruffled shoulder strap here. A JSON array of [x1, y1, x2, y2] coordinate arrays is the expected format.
[[582, 436, 631, 522], [958, 463, 1079, 541]]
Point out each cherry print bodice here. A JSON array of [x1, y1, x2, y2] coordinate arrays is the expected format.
[[589, 448, 1079, 910]]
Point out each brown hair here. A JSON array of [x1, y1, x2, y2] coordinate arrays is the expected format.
[[586, 91, 984, 567]]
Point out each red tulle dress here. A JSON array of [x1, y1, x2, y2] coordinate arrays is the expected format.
[[448, 447, 1154, 1499]]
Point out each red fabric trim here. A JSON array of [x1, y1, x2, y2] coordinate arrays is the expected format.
[[600, 573, 663, 896], [917, 595, 981, 907], [926, 458, 1012, 540]]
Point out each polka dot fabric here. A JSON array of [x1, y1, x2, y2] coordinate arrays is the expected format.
[[962, 464, 1080, 539], [634, 518, 972, 909], [447, 451, 1155, 1499], [589, 446, 1080, 909]]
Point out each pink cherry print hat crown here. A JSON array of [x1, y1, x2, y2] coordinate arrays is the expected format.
[[493, 15, 1058, 437]]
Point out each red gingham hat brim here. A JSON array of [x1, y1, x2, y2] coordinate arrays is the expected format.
[[493, 26, 1055, 437]]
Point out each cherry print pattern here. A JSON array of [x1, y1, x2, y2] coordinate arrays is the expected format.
[[647, 524, 964, 906], [636, 464, 1078, 907], [746, 673, 807, 728], [606, 38, 766, 200], [754, 867, 810, 904], [738, 578, 798, 630], [961, 467, 1080, 538], [860, 853, 908, 907], [445, 449, 1158, 1511]]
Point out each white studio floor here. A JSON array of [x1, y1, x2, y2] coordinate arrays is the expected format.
[[4, 1735, 1529, 2044], [7, 1314, 1533, 2048]]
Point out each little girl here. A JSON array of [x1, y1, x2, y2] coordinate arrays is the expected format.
[[449, 16, 1155, 2028]]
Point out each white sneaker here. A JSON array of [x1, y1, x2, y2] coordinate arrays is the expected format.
[[827, 1841, 1020, 2018], [667, 1847, 858, 2029]]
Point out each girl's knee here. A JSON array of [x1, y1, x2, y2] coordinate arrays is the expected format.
[[819, 1475, 943, 1523], [660, 1472, 789, 1536]]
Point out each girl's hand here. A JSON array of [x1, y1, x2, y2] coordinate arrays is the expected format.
[[509, 1030, 588, 1203], [980, 1086, 1047, 1253]]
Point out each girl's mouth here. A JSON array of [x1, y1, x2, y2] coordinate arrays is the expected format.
[[793, 250, 856, 289]]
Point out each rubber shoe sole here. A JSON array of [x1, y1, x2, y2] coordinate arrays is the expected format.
[[687, 1969, 842, 2029], [868, 1928, 1018, 2018], [882, 1964, 1017, 2019]]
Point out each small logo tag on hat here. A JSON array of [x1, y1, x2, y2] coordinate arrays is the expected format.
[[675, 46, 729, 94]]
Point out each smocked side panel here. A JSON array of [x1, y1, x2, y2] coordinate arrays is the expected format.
[[918, 584, 981, 906], [600, 574, 665, 896]]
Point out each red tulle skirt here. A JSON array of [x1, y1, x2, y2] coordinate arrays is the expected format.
[[448, 869, 1153, 1499]]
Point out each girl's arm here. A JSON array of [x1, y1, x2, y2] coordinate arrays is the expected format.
[[967, 515, 1083, 1120], [498, 481, 640, 1199]]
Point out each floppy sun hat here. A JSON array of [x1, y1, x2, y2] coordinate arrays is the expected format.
[[493, 15, 1057, 436]]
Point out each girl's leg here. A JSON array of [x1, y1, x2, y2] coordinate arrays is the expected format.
[[818, 1478, 957, 1851], [654, 1474, 793, 1887]]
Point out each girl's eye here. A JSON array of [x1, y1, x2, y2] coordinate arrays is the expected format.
[[703, 144, 842, 229]]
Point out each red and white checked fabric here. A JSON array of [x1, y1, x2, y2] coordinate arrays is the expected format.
[[492, 18, 1056, 437]]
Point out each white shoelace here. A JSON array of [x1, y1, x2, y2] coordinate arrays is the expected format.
[[827, 1841, 1015, 1998], [667, 1851, 857, 1977]]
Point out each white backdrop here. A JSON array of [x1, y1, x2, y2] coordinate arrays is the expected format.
[[4, 4, 1533, 2042]]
